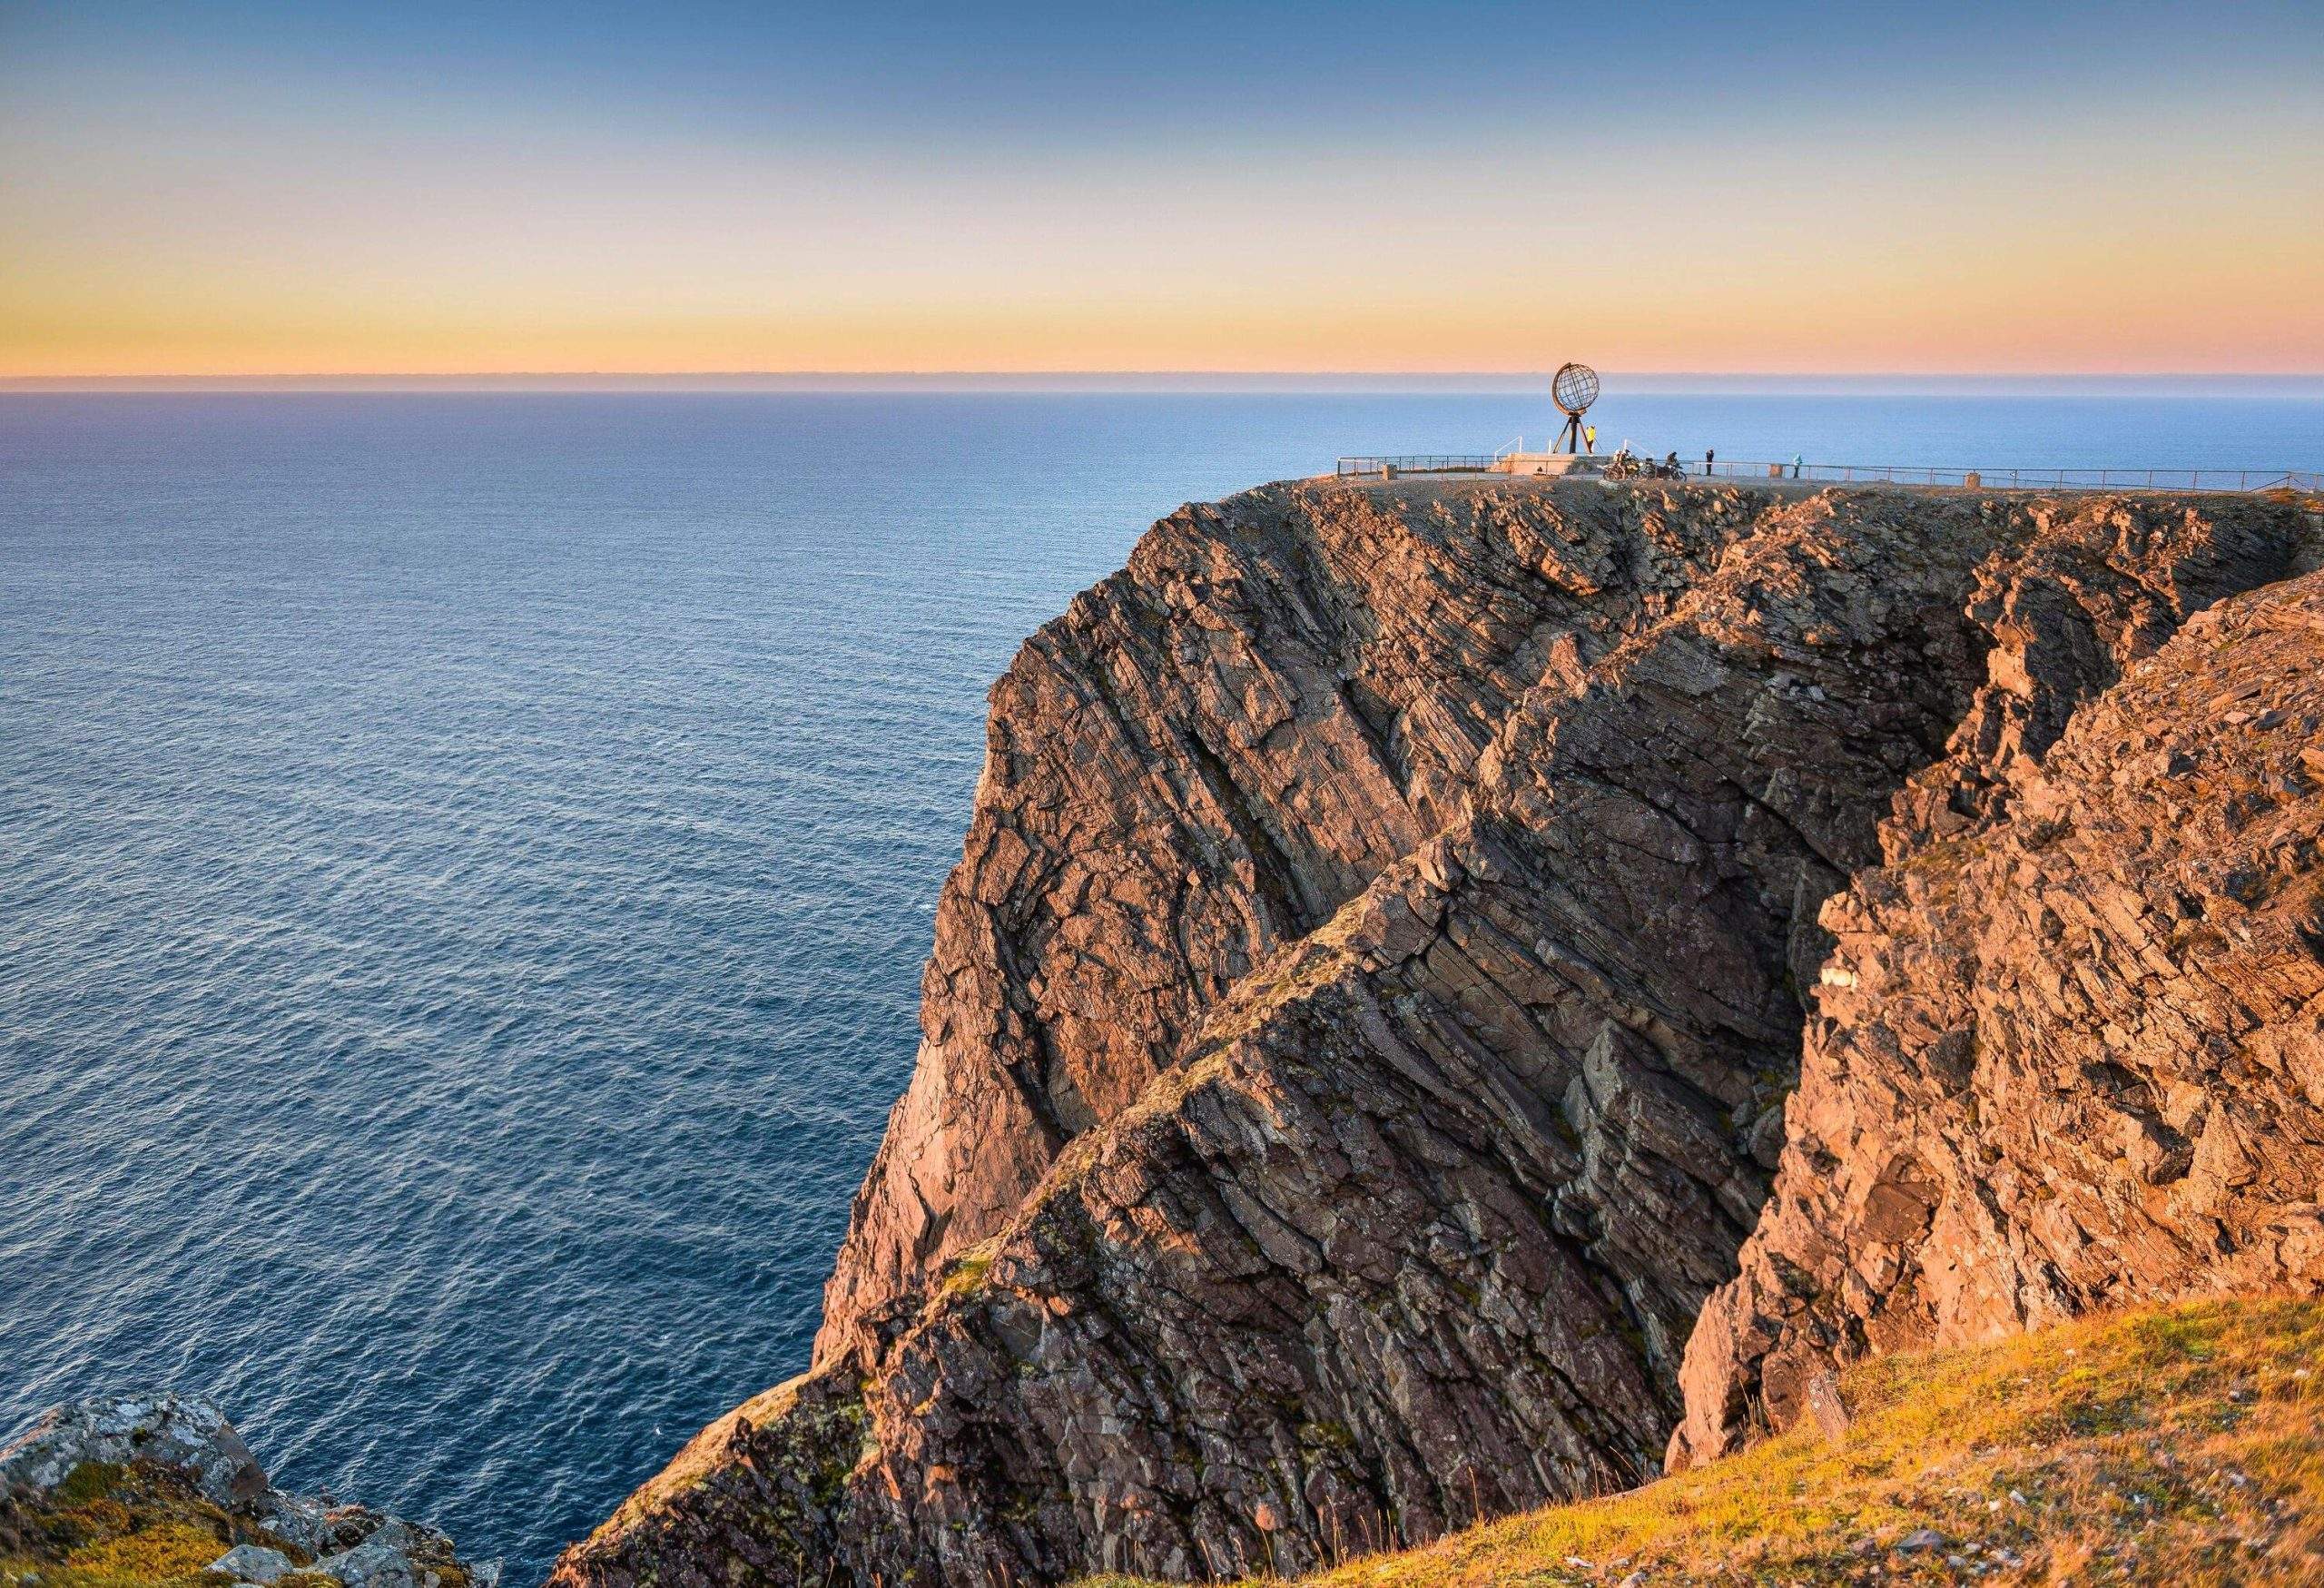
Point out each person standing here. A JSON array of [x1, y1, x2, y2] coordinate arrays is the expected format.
[[1585, 423, 1597, 452], [1705, 448, 1716, 476], [1792, 452, 1804, 479]]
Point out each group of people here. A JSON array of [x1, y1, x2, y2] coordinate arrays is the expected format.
[[1582, 424, 1735, 478], [1600, 444, 1807, 480], [1604, 445, 1696, 480]]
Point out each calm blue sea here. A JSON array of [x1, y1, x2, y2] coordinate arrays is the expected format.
[[3, 388, 2318, 1582]]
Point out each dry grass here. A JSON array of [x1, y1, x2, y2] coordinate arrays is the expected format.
[[1084, 1297, 2324, 1586], [0, 1459, 253, 1588]]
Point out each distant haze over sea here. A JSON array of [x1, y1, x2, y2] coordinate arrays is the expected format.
[[5, 371, 2323, 399], [3, 386, 2317, 1585]]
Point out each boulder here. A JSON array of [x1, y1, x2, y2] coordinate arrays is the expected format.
[[208, 1545, 296, 1583], [0, 1394, 266, 1509]]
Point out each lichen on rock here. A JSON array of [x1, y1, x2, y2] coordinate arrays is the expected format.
[[0, 1396, 491, 1588]]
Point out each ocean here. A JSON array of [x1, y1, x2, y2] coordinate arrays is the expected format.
[[3, 386, 2318, 1583]]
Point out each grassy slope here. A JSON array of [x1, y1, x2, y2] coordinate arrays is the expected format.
[[1088, 1298, 2324, 1586]]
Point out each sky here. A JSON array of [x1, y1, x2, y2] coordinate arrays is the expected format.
[[3, 0, 2320, 377]]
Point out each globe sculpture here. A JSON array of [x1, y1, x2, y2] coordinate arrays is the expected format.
[[1552, 361, 1599, 454]]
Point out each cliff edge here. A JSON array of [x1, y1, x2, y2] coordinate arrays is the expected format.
[[552, 477, 2320, 1587]]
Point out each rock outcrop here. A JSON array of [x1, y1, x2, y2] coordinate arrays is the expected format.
[[555, 478, 2317, 1588], [0, 1394, 494, 1588], [1671, 561, 2324, 1466], [815, 481, 1791, 1366]]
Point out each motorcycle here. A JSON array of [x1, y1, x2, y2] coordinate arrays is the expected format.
[[1605, 451, 1685, 481]]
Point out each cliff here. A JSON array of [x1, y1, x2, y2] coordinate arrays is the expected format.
[[552, 476, 2321, 1588], [1672, 557, 2324, 1467]]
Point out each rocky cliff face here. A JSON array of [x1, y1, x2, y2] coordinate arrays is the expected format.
[[554, 478, 2317, 1588], [816, 482, 1788, 1366], [1672, 559, 2324, 1467]]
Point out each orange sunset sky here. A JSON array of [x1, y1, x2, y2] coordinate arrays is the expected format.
[[5, 1, 2320, 379]]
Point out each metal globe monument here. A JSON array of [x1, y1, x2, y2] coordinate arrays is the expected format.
[[1551, 361, 1599, 454]]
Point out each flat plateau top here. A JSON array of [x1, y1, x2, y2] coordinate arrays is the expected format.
[[1313, 471, 2323, 507], [1319, 472, 1829, 497]]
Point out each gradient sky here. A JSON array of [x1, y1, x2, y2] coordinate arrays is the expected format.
[[4, 0, 2320, 376]]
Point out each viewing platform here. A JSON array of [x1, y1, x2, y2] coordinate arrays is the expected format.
[[1333, 455, 2323, 496]]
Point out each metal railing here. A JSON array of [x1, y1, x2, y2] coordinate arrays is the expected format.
[[1702, 462, 2322, 493], [1336, 454, 1502, 476], [1336, 455, 2321, 494]]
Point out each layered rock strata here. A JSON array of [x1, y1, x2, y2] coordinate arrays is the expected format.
[[1672, 561, 2324, 1466], [817, 481, 1790, 1366], [556, 478, 2313, 1588]]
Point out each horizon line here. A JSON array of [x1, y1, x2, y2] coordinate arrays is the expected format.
[[7, 370, 2323, 392]]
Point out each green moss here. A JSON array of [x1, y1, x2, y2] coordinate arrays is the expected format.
[[935, 1248, 997, 1305], [1902, 833, 1988, 880], [53, 1466, 127, 1509], [809, 1407, 870, 1512], [0, 1460, 309, 1588], [1296, 1421, 1356, 1453]]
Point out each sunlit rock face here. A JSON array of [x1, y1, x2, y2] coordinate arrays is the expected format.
[[1674, 559, 2324, 1469], [814, 478, 1791, 1375], [551, 478, 2312, 1587]]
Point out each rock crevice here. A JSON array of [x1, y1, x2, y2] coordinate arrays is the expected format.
[[1672, 560, 2324, 1467]]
